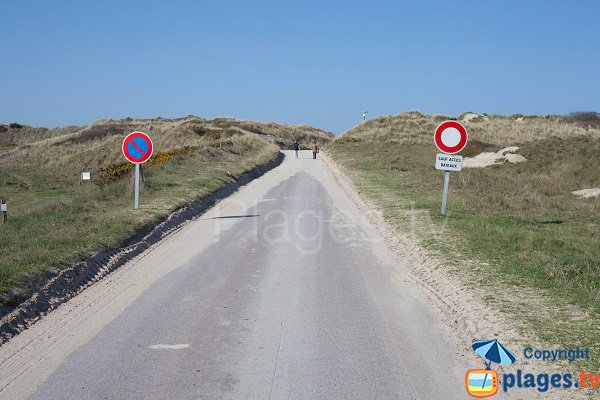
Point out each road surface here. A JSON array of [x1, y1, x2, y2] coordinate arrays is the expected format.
[[0, 150, 468, 399]]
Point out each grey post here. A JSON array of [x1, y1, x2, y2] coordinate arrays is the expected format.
[[1, 199, 6, 224], [440, 171, 450, 215], [134, 163, 140, 209]]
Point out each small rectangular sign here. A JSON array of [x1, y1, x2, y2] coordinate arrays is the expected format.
[[435, 153, 463, 172], [81, 172, 91, 180], [0, 204, 6, 212]]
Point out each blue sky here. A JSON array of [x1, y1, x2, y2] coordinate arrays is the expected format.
[[1, 0, 598, 134]]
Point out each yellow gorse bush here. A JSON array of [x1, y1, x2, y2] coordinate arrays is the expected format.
[[98, 162, 134, 187], [98, 146, 203, 187]]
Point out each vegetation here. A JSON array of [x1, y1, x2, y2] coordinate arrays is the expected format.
[[563, 111, 600, 128], [328, 111, 600, 369], [0, 116, 333, 307]]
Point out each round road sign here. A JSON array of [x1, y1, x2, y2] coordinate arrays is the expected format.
[[434, 121, 468, 154], [122, 132, 154, 163]]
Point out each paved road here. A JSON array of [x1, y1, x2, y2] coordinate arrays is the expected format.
[[1, 151, 467, 399]]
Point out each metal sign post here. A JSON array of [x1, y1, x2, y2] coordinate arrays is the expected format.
[[440, 171, 450, 215], [134, 163, 140, 209], [122, 131, 153, 209]]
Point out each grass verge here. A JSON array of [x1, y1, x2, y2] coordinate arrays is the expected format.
[[0, 128, 281, 308]]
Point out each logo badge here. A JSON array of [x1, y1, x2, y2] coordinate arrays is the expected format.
[[466, 369, 498, 398]]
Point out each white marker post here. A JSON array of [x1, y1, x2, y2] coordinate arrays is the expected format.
[[433, 121, 468, 216], [80, 172, 91, 185], [1, 200, 7, 225]]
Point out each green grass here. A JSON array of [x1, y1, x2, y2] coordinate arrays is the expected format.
[[330, 131, 599, 310], [328, 120, 600, 371], [0, 137, 279, 304]]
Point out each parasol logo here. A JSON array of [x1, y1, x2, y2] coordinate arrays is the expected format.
[[466, 339, 516, 398]]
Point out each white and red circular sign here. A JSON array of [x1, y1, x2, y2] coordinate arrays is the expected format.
[[434, 121, 468, 154], [122, 132, 154, 163]]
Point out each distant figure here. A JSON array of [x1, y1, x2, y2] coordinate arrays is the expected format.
[[292, 140, 300, 158], [312, 143, 319, 159], [363, 111, 368, 120]]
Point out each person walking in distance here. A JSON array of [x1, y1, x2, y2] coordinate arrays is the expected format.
[[292, 140, 300, 158], [312, 143, 319, 159]]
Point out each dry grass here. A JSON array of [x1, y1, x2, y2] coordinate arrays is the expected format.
[[338, 111, 600, 147], [0, 116, 334, 185], [207, 117, 334, 148], [0, 125, 80, 147]]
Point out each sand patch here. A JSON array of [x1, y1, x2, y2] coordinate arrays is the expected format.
[[460, 113, 489, 122], [149, 344, 190, 350], [572, 188, 600, 198], [461, 113, 479, 122], [463, 146, 527, 168]]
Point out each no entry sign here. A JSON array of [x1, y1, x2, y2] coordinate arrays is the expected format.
[[434, 121, 468, 154], [123, 132, 153, 164]]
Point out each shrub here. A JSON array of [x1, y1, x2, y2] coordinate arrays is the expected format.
[[563, 112, 600, 127], [54, 124, 126, 146], [8, 123, 22, 129], [98, 162, 133, 187], [192, 125, 223, 140]]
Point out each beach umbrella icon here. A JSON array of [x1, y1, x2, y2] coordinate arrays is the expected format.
[[471, 339, 516, 393], [472, 339, 516, 368]]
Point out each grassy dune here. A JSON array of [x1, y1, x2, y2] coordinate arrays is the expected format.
[[0, 116, 333, 306], [328, 111, 600, 367]]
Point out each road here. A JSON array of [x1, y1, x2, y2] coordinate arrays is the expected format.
[[0, 150, 467, 399]]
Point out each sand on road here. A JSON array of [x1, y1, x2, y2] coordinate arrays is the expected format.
[[1, 150, 473, 399]]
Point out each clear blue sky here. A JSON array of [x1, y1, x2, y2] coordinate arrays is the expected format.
[[1, 0, 598, 134]]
